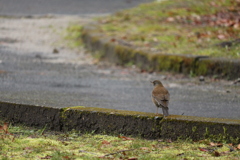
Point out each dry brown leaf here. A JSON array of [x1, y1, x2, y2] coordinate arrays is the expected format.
[[102, 140, 111, 145], [40, 155, 52, 159], [128, 158, 138, 160], [140, 147, 149, 151], [167, 17, 175, 22], [62, 156, 71, 159], [111, 38, 116, 42], [0, 125, 3, 132], [118, 135, 134, 141], [218, 34, 226, 39], [209, 142, 223, 147], [0, 70, 7, 74], [0, 123, 9, 133], [237, 144, 240, 150], [166, 139, 172, 143], [199, 147, 209, 152]]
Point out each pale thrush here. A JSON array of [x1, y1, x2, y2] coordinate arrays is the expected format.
[[151, 80, 170, 116]]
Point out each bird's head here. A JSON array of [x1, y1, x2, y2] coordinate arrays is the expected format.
[[150, 80, 163, 86]]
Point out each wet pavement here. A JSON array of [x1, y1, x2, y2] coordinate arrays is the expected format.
[[0, 0, 239, 120]]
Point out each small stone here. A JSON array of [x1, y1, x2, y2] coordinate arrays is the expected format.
[[35, 54, 42, 59], [53, 48, 59, 54], [199, 76, 205, 82], [233, 78, 240, 84]]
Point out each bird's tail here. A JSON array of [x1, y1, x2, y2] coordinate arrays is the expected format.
[[162, 107, 169, 117]]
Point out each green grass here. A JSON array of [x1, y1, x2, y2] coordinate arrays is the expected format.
[[95, 0, 240, 59], [64, 23, 83, 48], [0, 121, 240, 160]]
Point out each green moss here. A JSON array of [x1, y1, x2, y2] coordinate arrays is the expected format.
[[1, 122, 240, 160], [64, 24, 83, 48], [163, 115, 240, 143], [62, 106, 158, 118], [195, 61, 208, 75], [82, 22, 239, 79], [192, 126, 197, 133]]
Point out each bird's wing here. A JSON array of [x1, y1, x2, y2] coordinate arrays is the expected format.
[[152, 86, 170, 108], [152, 94, 169, 108], [152, 88, 170, 100], [164, 93, 170, 101]]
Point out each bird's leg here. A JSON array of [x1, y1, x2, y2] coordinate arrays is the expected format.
[[156, 107, 159, 115]]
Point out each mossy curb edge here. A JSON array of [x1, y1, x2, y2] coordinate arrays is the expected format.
[[81, 24, 240, 79], [0, 101, 239, 143]]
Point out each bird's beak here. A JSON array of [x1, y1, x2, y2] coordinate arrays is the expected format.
[[150, 81, 153, 83]]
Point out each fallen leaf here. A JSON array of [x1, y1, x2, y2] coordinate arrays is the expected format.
[[199, 147, 209, 152], [4, 123, 9, 130], [0, 122, 9, 133], [40, 155, 52, 159], [166, 139, 172, 143], [210, 2, 218, 7], [152, 145, 158, 148], [153, 37, 158, 42], [167, 17, 175, 22], [237, 144, 240, 150], [209, 142, 223, 147], [0, 70, 7, 74], [118, 135, 134, 141], [140, 147, 149, 151], [122, 36, 127, 40], [218, 34, 226, 40], [102, 140, 111, 145], [111, 38, 116, 42], [62, 156, 71, 159], [128, 158, 138, 160], [228, 145, 235, 152]]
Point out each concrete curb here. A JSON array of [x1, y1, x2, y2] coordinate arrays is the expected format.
[[81, 24, 240, 80], [1, 101, 239, 142]]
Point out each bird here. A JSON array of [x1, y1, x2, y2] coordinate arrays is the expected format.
[[151, 80, 170, 117]]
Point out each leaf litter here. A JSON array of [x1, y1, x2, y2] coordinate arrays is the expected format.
[[0, 121, 240, 159], [97, 0, 240, 59]]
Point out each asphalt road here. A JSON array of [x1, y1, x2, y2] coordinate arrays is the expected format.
[[0, 0, 152, 15], [0, 0, 239, 120]]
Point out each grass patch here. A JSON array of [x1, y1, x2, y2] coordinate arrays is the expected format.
[[0, 121, 240, 159], [96, 0, 240, 59], [64, 23, 83, 48]]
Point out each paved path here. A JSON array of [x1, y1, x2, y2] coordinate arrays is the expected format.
[[0, 0, 239, 119], [0, 0, 152, 15]]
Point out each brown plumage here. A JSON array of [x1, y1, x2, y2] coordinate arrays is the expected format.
[[151, 80, 170, 116]]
